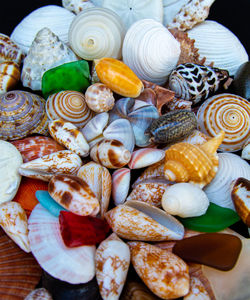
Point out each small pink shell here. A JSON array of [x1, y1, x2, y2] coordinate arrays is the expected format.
[[128, 148, 165, 169], [112, 168, 131, 205]]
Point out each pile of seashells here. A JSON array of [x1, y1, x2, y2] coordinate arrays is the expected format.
[[0, 0, 250, 299]]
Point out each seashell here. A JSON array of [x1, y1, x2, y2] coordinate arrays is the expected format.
[[120, 280, 160, 300], [186, 20, 249, 76], [180, 129, 210, 145], [232, 61, 250, 101], [48, 119, 90, 157], [19, 150, 82, 181], [169, 63, 231, 104], [0, 228, 42, 299], [95, 57, 144, 97], [163, 96, 192, 113], [25, 288, 53, 300], [0, 140, 22, 204], [77, 161, 111, 217], [231, 178, 250, 227], [163, 0, 189, 26], [197, 93, 250, 152], [167, 0, 216, 31], [102, 0, 163, 31], [109, 97, 159, 147], [62, 0, 95, 14], [48, 174, 100, 216], [11, 135, 65, 163], [122, 19, 181, 85], [112, 168, 131, 206], [10, 5, 75, 54], [242, 138, 250, 160], [162, 182, 209, 217], [90, 139, 131, 169], [68, 8, 125, 60], [128, 148, 165, 169], [21, 27, 78, 91], [184, 276, 210, 300], [0, 33, 24, 65], [95, 233, 130, 300], [28, 204, 96, 284], [85, 83, 115, 113], [46, 90, 94, 128], [0, 202, 30, 252], [128, 241, 190, 299], [0, 61, 20, 94], [104, 200, 184, 241], [164, 130, 225, 188], [204, 153, 250, 210], [0, 90, 48, 140]]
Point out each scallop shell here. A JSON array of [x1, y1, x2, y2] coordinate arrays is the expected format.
[[62, 0, 95, 14], [0, 90, 48, 140], [163, 0, 189, 26], [21, 27, 78, 91], [10, 5, 75, 54], [204, 153, 250, 210], [25, 288, 53, 300], [112, 168, 131, 206], [186, 20, 249, 76], [46, 90, 94, 128], [28, 204, 96, 284], [128, 148, 165, 169], [0, 61, 20, 94], [0, 33, 24, 65], [197, 93, 250, 152], [68, 7, 125, 60], [85, 83, 115, 113], [122, 19, 181, 85]]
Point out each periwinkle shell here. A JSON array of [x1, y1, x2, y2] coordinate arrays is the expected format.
[[232, 61, 250, 100]]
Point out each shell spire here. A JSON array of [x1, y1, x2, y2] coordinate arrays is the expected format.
[[200, 130, 225, 155]]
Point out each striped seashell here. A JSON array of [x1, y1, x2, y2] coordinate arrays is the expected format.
[[25, 288, 53, 300], [85, 83, 115, 113], [112, 168, 131, 206], [0, 33, 24, 65], [0, 61, 20, 94], [0, 90, 48, 140], [128, 148, 165, 169], [46, 90, 94, 128], [197, 93, 250, 152]]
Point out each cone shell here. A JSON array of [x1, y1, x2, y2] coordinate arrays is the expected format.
[[28, 204, 96, 284], [128, 241, 190, 299], [128, 148, 165, 169], [0, 90, 48, 140], [95, 233, 130, 300], [112, 168, 131, 206], [104, 201, 184, 241], [90, 139, 131, 169], [0, 33, 24, 65], [0, 61, 20, 94], [0, 228, 42, 299], [25, 288, 53, 300], [197, 93, 250, 152], [46, 90, 94, 128]]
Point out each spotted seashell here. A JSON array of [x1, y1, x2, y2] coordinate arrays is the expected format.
[[62, 0, 95, 14], [0, 90, 48, 140], [169, 63, 231, 104], [0, 33, 24, 65], [0, 61, 20, 94], [197, 93, 250, 152], [112, 168, 131, 206], [24, 288, 53, 300], [85, 83, 115, 113]]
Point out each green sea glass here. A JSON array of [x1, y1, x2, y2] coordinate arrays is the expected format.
[[42, 60, 91, 99], [178, 203, 240, 232]]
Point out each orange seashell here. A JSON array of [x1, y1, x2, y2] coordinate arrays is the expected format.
[[95, 57, 144, 98], [0, 61, 20, 94]]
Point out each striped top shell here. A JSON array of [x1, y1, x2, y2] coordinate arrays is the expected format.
[[46, 90, 94, 128]]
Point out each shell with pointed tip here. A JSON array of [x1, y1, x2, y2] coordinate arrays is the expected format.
[[19, 150, 82, 181], [128, 148, 165, 169], [128, 241, 190, 299], [25, 288, 53, 300], [10, 5, 75, 54], [28, 204, 96, 284], [104, 200, 184, 241], [242, 138, 250, 160], [197, 93, 250, 152], [69, 8, 125, 60], [0, 202, 30, 252], [85, 83, 115, 113], [96, 233, 130, 300], [0, 90, 48, 140], [46, 90, 94, 129], [0, 140, 22, 204], [162, 182, 209, 217], [164, 131, 225, 188], [0, 33, 24, 66], [62, 0, 95, 14], [0, 61, 20, 94], [48, 119, 90, 157], [77, 161, 111, 217], [90, 139, 131, 169], [204, 153, 250, 210], [112, 168, 131, 206], [163, 0, 189, 26], [122, 19, 180, 85]]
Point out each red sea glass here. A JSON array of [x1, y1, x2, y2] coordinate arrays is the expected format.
[[59, 211, 110, 247]]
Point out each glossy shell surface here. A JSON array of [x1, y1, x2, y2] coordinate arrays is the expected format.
[[0, 61, 20, 94]]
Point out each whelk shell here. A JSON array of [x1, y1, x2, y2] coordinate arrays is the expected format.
[[0, 33, 24, 65], [112, 168, 131, 206], [0, 61, 20, 94]]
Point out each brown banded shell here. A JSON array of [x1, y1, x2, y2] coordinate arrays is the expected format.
[[46, 90, 94, 128], [0, 90, 48, 140], [0, 61, 20, 94], [0, 33, 24, 66]]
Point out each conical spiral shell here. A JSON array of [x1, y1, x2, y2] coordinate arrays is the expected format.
[[197, 93, 250, 152]]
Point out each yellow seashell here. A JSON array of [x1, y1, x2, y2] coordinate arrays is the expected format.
[[164, 130, 225, 187], [94, 57, 144, 98]]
